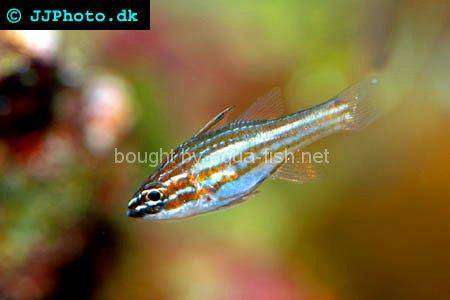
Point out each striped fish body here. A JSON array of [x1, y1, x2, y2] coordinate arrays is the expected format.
[[127, 78, 379, 220]]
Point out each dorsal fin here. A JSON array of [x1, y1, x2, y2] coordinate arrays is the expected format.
[[193, 106, 235, 138], [237, 87, 286, 121], [271, 150, 318, 183]]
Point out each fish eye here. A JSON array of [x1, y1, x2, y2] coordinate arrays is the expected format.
[[145, 189, 162, 202]]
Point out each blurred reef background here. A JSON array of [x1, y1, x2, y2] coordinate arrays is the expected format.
[[0, 0, 449, 299]]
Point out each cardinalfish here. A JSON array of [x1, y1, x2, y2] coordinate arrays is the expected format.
[[127, 77, 380, 220]]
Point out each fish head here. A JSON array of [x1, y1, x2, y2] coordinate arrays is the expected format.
[[127, 180, 168, 219], [127, 164, 209, 220]]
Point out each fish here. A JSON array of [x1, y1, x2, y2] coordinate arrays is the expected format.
[[127, 77, 380, 220]]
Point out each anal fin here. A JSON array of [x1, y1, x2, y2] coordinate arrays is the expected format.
[[271, 150, 318, 183]]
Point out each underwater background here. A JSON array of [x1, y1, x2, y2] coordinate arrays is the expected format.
[[0, 0, 449, 299]]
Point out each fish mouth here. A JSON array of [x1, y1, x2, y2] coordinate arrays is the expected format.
[[127, 196, 140, 210], [127, 208, 147, 218], [126, 202, 165, 218]]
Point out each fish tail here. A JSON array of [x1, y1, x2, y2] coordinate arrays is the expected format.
[[335, 76, 381, 131]]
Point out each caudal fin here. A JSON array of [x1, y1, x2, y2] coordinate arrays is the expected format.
[[335, 77, 381, 130]]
